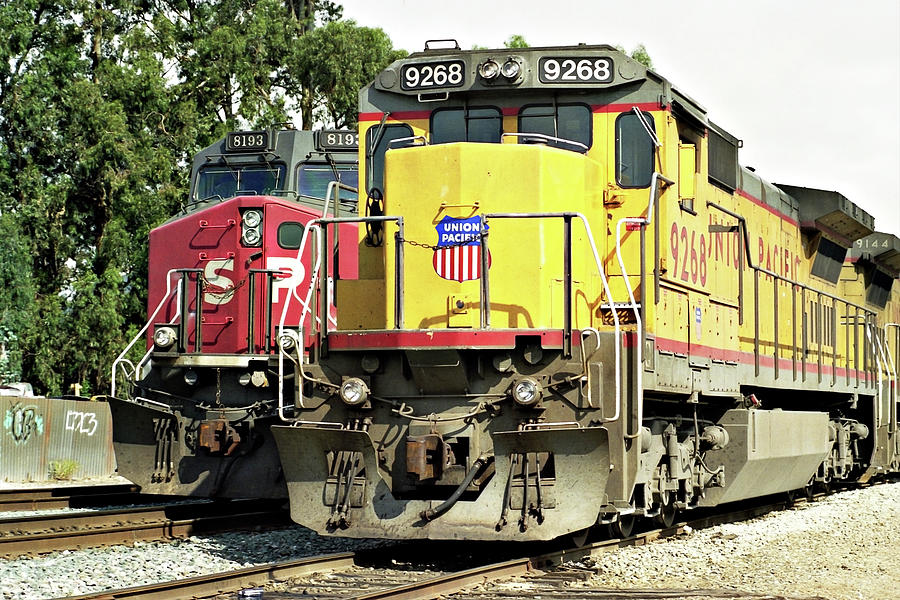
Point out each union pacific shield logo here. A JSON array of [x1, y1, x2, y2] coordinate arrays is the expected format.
[[432, 215, 491, 281]]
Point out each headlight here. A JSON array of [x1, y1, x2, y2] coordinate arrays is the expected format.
[[279, 331, 297, 352], [241, 209, 263, 247], [339, 377, 369, 406], [478, 59, 499, 80], [153, 326, 177, 349], [500, 58, 521, 79], [241, 226, 261, 246], [511, 376, 542, 407], [243, 209, 262, 228]]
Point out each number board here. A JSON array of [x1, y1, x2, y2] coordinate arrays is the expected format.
[[401, 60, 466, 91], [226, 131, 269, 152], [538, 57, 614, 84], [318, 130, 359, 151]]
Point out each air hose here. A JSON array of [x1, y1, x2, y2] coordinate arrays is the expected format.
[[419, 454, 490, 522]]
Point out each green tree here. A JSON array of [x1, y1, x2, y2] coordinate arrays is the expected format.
[[0, 1, 404, 394], [504, 34, 529, 49], [291, 20, 406, 128], [616, 43, 654, 69]]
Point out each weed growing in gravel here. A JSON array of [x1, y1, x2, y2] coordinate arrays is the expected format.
[[49, 459, 80, 480]]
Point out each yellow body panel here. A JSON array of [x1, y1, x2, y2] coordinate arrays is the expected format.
[[361, 142, 605, 331]]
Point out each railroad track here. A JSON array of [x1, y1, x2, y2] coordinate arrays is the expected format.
[[0, 484, 140, 512], [54, 494, 803, 600], [0, 498, 290, 558]]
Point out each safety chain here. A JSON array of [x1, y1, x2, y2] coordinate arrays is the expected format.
[[397, 233, 483, 251]]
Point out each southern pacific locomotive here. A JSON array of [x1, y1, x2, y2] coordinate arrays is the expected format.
[[109, 127, 358, 498], [267, 43, 900, 541]]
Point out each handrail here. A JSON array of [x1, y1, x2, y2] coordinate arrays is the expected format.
[[885, 323, 899, 435], [276, 215, 405, 420], [388, 136, 427, 149], [614, 172, 673, 437], [277, 224, 323, 419], [483, 211, 622, 423], [705, 201, 876, 315], [706, 200, 877, 385], [871, 323, 898, 431], [321, 181, 358, 219], [111, 269, 183, 398], [500, 132, 589, 152], [865, 322, 885, 426]]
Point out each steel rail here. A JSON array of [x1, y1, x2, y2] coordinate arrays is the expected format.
[[0, 509, 289, 558], [350, 557, 533, 600], [51, 484, 873, 600], [0, 485, 139, 512], [58, 552, 357, 600]]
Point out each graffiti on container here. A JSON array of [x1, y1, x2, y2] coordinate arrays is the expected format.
[[3, 402, 44, 444], [65, 410, 99, 436]]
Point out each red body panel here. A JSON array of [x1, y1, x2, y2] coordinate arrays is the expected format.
[[147, 196, 358, 353]]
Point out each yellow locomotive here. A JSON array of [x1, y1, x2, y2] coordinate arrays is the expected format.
[[271, 42, 899, 541]]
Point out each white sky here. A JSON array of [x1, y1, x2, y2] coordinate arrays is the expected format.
[[339, 0, 900, 236]]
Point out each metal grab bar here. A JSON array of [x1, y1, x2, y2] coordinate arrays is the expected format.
[[321, 180, 358, 219], [885, 323, 899, 435], [482, 211, 622, 423], [869, 323, 898, 430], [615, 172, 672, 437], [706, 200, 877, 385], [276, 215, 406, 420], [500, 132, 589, 152], [111, 269, 183, 398], [247, 269, 289, 354]]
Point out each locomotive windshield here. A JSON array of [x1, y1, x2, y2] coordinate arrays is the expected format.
[[195, 165, 286, 201], [297, 163, 358, 202]]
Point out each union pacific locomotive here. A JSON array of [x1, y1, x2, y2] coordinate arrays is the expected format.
[[267, 43, 900, 541], [109, 127, 358, 498]]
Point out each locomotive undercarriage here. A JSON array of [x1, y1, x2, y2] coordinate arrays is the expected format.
[[271, 327, 872, 540], [270, 320, 880, 541], [274, 333, 619, 540], [109, 357, 289, 498]]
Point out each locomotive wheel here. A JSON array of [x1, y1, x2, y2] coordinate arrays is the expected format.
[[655, 503, 676, 528], [785, 489, 797, 505], [654, 493, 677, 528], [607, 514, 635, 539], [804, 478, 815, 500], [569, 527, 591, 547]]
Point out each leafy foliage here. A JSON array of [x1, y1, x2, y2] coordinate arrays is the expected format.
[[616, 43, 654, 69], [291, 20, 406, 128], [0, 1, 402, 394], [504, 35, 529, 49]]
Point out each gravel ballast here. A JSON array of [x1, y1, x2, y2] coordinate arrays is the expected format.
[[567, 482, 900, 600], [0, 526, 383, 600], [2, 482, 898, 599]]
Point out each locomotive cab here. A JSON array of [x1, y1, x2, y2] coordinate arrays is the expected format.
[[110, 128, 359, 498]]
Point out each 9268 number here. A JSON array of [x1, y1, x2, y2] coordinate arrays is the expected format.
[[401, 61, 465, 90], [539, 57, 614, 84]]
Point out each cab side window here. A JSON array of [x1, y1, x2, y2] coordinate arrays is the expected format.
[[366, 124, 413, 194], [615, 111, 656, 188]]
